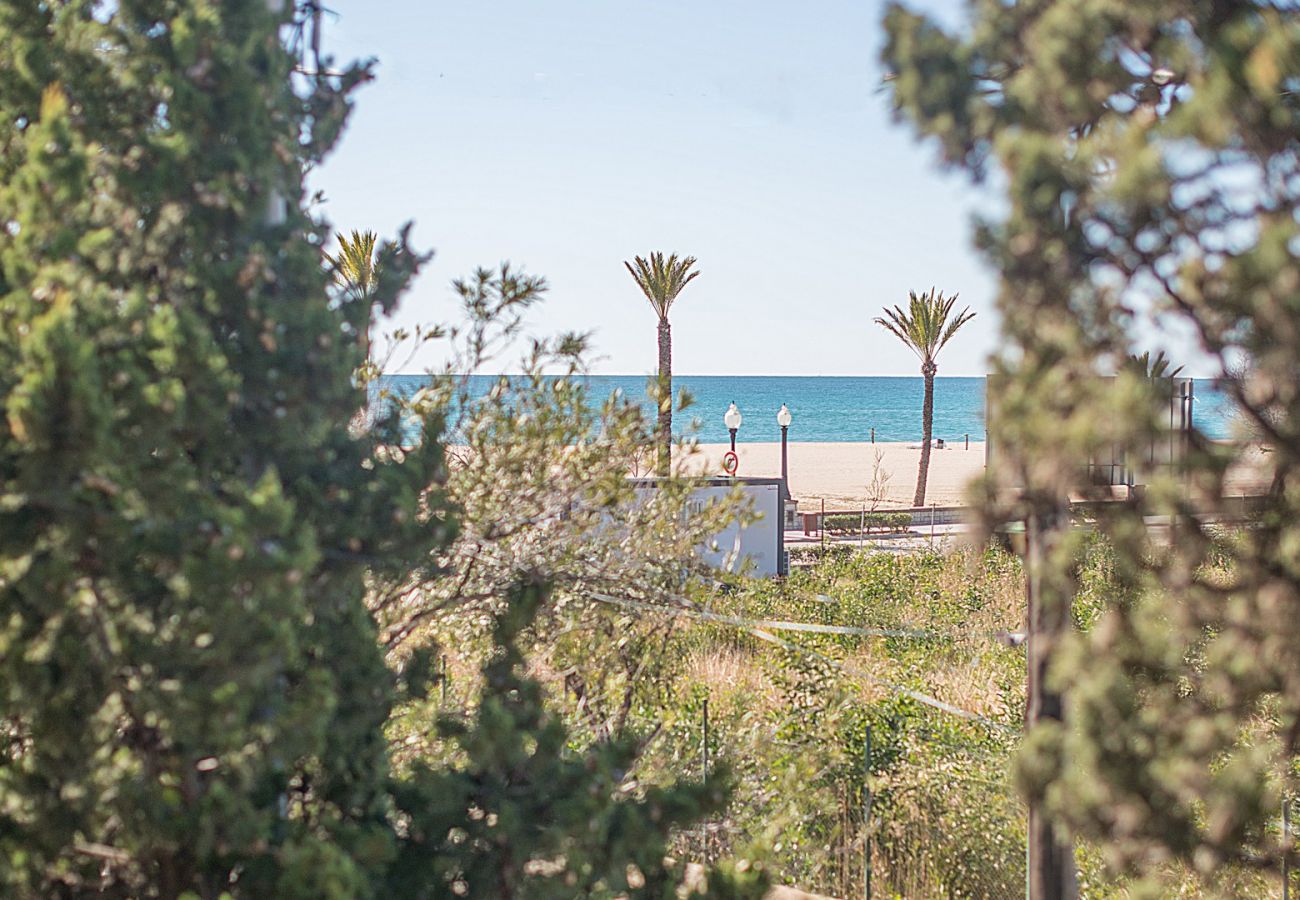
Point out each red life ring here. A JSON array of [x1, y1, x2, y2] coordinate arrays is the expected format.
[[721, 451, 739, 476]]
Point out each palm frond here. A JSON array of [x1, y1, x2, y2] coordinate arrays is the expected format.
[[873, 287, 975, 365], [874, 305, 925, 360], [326, 230, 378, 299], [624, 251, 700, 320], [1127, 349, 1185, 379]]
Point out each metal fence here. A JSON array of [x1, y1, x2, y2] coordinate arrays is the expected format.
[[987, 376, 1196, 491]]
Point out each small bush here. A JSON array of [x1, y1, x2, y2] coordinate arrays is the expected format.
[[788, 543, 854, 565], [822, 511, 913, 535]]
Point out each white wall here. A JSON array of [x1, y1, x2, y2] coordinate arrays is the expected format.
[[687, 481, 783, 577]]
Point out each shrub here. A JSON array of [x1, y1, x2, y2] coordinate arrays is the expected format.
[[822, 511, 914, 536]]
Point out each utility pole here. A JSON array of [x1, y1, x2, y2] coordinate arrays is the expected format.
[[1025, 507, 1077, 900]]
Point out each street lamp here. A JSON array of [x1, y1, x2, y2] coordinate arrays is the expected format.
[[777, 403, 792, 498], [724, 402, 742, 452]]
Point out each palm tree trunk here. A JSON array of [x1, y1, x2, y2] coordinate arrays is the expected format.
[[914, 362, 935, 506], [657, 318, 672, 476]]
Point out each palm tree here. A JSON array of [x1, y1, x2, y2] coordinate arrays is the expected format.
[[1126, 349, 1184, 379], [624, 252, 700, 475], [875, 288, 976, 506], [325, 230, 378, 359]]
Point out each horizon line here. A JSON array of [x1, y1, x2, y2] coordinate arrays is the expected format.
[[381, 371, 995, 378], [380, 371, 1224, 379]]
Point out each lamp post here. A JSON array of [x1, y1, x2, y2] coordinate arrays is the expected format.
[[724, 402, 742, 452], [777, 403, 792, 499]]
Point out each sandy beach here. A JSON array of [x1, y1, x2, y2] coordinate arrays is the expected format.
[[675, 440, 1273, 510], [681, 441, 987, 508], [1223, 442, 1276, 496]]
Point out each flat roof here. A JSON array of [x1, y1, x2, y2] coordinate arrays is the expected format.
[[628, 476, 786, 488]]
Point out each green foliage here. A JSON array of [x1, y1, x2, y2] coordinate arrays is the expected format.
[[0, 1, 450, 896], [385, 579, 768, 899], [326, 230, 379, 302], [365, 271, 765, 892], [667, 543, 1282, 896], [873, 288, 975, 369], [822, 511, 913, 535], [325, 229, 379, 363], [626, 547, 1030, 897], [368, 272, 751, 662], [1125, 350, 1184, 381], [623, 252, 701, 323], [871, 727, 1026, 899], [884, 0, 1300, 886]]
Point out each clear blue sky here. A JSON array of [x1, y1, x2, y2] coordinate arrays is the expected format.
[[313, 0, 1001, 376]]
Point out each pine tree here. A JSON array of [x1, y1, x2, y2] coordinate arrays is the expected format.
[[885, 0, 1300, 890], [0, 2, 451, 895]]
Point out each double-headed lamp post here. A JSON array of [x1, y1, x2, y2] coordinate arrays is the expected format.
[[777, 403, 792, 498], [724, 402, 742, 452]]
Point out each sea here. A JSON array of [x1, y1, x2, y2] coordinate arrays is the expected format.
[[378, 374, 1239, 444]]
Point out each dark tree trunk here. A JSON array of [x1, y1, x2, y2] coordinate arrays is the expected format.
[[914, 360, 936, 506], [1026, 508, 1078, 899], [656, 318, 672, 476]]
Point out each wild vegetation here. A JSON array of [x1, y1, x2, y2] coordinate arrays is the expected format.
[[407, 527, 1277, 898]]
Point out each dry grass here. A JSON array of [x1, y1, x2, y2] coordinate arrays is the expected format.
[[684, 646, 767, 696], [923, 657, 1016, 720], [681, 645, 799, 725]]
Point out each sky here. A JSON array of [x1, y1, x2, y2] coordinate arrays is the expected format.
[[312, 0, 1003, 377]]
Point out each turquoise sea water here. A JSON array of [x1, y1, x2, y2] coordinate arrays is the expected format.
[[380, 374, 1237, 443]]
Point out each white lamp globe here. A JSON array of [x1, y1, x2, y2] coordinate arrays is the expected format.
[[724, 402, 742, 431], [776, 404, 792, 428]]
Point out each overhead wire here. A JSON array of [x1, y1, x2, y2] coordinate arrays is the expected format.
[[587, 591, 1023, 644], [586, 591, 1019, 734]]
